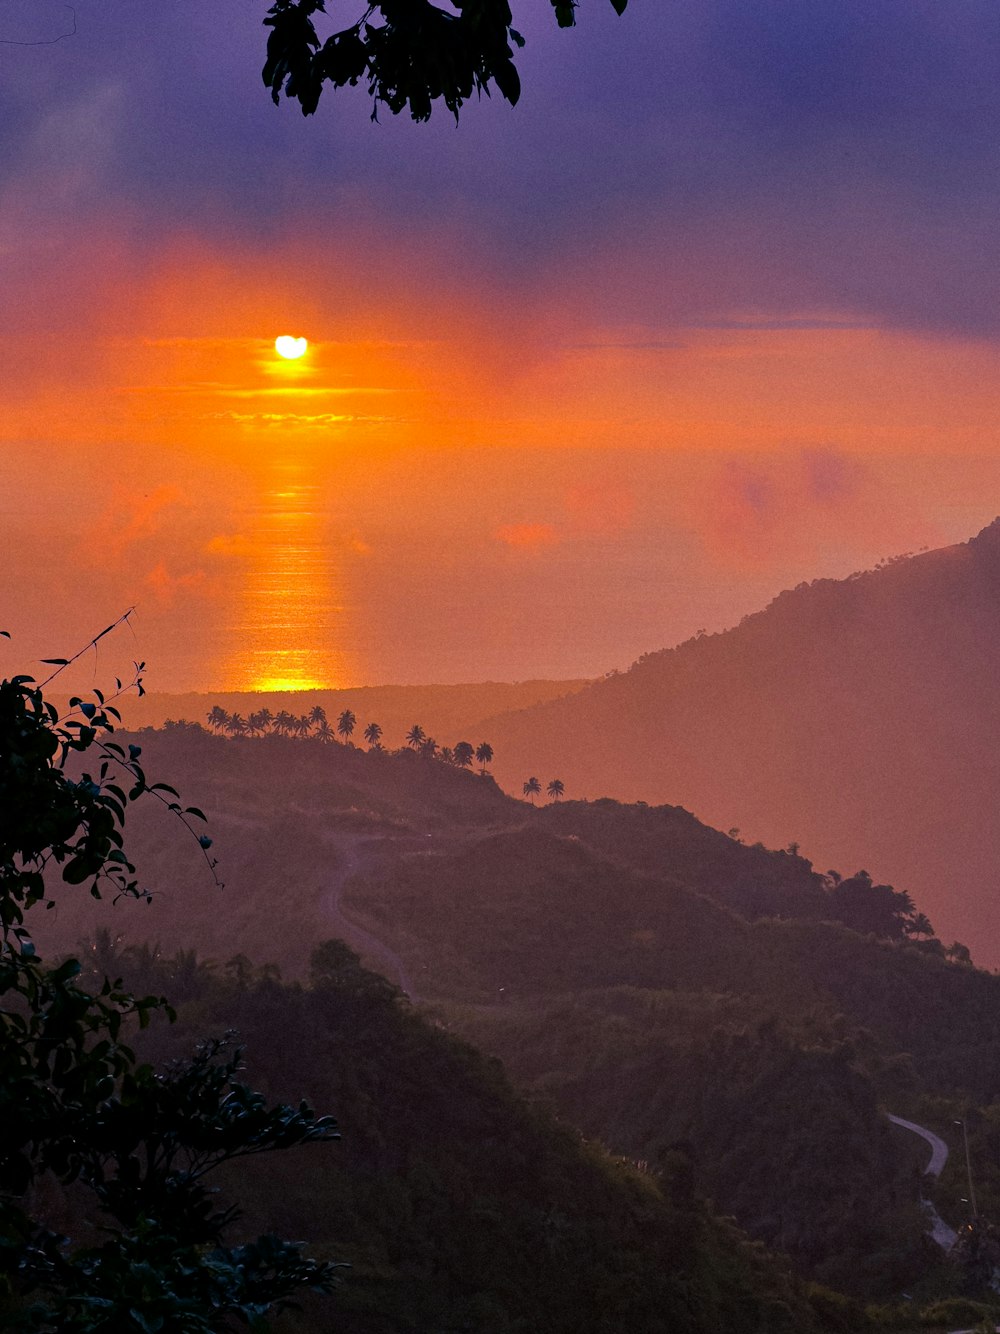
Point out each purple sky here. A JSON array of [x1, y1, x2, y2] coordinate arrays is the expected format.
[[3, 0, 998, 335]]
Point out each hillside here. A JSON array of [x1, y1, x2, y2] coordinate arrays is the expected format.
[[32, 939, 838, 1334], [39, 726, 1000, 1301], [32, 731, 876, 981], [477, 519, 1000, 965]]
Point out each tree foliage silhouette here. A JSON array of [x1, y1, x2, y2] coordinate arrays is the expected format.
[[475, 741, 493, 776], [262, 0, 629, 123], [0, 642, 341, 1330], [453, 741, 474, 770]]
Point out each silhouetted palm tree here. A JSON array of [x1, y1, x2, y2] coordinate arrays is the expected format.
[[309, 704, 327, 731], [293, 714, 312, 738], [406, 724, 426, 751], [225, 713, 247, 737], [273, 710, 295, 737], [245, 710, 267, 736], [523, 776, 541, 804], [908, 911, 935, 939], [439, 746, 455, 765], [258, 707, 274, 733], [206, 705, 229, 733], [315, 721, 336, 743], [364, 721, 383, 750], [546, 778, 565, 801], [420, 737, 439, 760], [453, 741, 474, 769], [83, 927, 131, 978], [337, 709, 356, 743], [475, 741, 494, 776]]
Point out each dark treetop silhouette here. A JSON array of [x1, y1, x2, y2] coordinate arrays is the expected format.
[[263, 0, 629, 122], [0, 635, 340, 1330]]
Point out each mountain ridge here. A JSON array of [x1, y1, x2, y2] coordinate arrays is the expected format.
[[477, 519, 1000, 964]]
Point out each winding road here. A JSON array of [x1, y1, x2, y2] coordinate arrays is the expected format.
[[320, 831, 421, 1001], [886, 1112, 957, 1250], [313, 859, 988, 1319]]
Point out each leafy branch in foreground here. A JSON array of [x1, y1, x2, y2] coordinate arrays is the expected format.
[[0, 636, 342, 1331], [263, 0, 628, 122]]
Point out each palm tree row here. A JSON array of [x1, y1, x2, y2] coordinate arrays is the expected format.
[[206, 704, 379, 746], [404, 727, 495, 775], [206, 709, 563, 799], [205, 707, 495, 774], [523, 776, 565, 804]]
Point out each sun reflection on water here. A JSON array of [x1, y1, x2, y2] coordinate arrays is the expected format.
[[219, 461, 357, 692]]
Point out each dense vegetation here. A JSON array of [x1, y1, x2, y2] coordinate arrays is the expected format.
[[111, 942, 842, 1334], [4, 659, 875, 1331], [23, 718, 1000, 1318], [0, 661, 340, 1330]]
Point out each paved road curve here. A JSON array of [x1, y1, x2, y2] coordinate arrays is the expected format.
[[886, 1112, 957, 1250], [887, 1113, 950, 1177]]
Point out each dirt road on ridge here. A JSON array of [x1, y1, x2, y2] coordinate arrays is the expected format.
[[320, 831, 421, 1001]]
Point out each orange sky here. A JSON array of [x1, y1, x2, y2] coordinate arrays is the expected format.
[[3, 230, 1000, 693]]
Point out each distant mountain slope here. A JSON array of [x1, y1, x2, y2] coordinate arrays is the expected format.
[[480, 519, 1000, 964]]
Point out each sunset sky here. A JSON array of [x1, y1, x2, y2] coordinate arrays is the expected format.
[[2, 0, 999, 692]]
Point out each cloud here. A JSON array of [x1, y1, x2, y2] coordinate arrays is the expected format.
[[143, 562, 207, 607], [204, 533, 254, 558], [205, 411, 376, 427], [695, 446, 949, 570], [3, 0, 999, 341], [83, 485, 183, 561], [494, 523, 560, 551], [685, 320, 874, 332], [800, 448, 862, 506]]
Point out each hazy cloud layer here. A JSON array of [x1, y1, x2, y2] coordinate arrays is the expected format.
[[2, 0, 998, 337]]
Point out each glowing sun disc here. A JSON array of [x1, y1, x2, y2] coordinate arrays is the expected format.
[[275, 334, 308, 359]]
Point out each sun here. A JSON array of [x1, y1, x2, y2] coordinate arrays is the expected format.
[[275, 334, 308, 360]]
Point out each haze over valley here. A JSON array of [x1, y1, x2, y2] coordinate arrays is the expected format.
[[6, 0, 1000, 1328]]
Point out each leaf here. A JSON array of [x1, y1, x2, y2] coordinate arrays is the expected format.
[[64, 857, 95, 885], [492, 58, 520, 105], [40, 658, 70, 666], [51, 957, 82, 983]]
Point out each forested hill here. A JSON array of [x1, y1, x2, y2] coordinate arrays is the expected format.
[[39, 726, 1000, 1307], [35, 727, 877, 977], [478, 517, 1000, 965], [116, 945, 836, 1334]]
